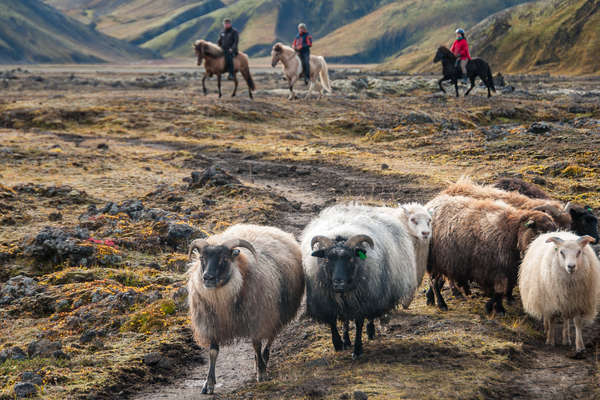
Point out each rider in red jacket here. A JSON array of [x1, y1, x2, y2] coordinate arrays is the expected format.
[[450, 28, 471, 83]]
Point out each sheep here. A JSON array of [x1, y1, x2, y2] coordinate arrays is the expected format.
[[426, 195, 557, 314], [301, 204, 417, 359], [519, 232, 600, 356], [187, 224, 304, 394], [493, 177, 599, 243], [494, 177, 550, 199], [380, 203, 432, 308], [442, 176, 572, 229], [566, 203, 599, 244]]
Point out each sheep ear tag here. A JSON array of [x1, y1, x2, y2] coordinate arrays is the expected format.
[[356, 250, 367, 260]]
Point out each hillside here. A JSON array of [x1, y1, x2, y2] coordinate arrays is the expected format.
[[467, 0, 600, 75], [382, 0, 600, 74], [0, 0, 156, 64], [312, 0, 529, 64]]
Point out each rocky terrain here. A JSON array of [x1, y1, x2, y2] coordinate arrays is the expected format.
[[0, 66, 599, 399]]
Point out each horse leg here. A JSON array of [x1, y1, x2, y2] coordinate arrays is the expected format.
[[217, 74, 222, 98], [305, 80, 314, 99], [465, 76, 476, 96], [202, 74, 208, 96], [232, 73, 238, 97], [438, 77, 447, 93]]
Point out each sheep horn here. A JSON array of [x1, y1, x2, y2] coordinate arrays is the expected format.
[[564, 202, 573, 212], [188, 239, 209, 259], [222, 239, 257, 259], [345, 234, 374, 249], [311, 235, 334, 250]]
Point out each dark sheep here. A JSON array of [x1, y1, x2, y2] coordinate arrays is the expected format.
[[426, 195, 557, 315]]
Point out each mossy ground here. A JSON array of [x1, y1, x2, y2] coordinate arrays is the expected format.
[[1, 68, 599, 399]]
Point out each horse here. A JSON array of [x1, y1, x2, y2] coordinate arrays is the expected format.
[[433, 46, 496, 98], [193, 40, 255, 99], [270, 43, 332, 100]]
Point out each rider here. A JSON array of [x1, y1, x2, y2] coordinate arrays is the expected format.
[[450, 28, 471, 84], [292, 23, 312, 85], [217, 18, 239, 80]]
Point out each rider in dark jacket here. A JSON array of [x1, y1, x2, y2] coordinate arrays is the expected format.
[[292, 23, 312, 85], [218, 18, 239, 80]]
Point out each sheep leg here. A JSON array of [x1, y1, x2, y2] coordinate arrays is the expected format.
[[342, 320, 352, 349], [545, 315, 556, 346], [262, 337, 274, 365], [352, 318, 364, 360], [201, 342, 219, 394], [330, 321, 343, 351], [450, 280, 464, 299], [367, 319, 376, 340], [573, 316, 585, 356], [252, 339, 267, 382], [493, 292, 506, 316], [562, 319, 571, 346], [432, 277, 448, 311], [426, 285, 435, 306]]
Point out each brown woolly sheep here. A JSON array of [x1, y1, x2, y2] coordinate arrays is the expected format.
[[494, 177, 550, 199], [187, 224, 304, 394], [442, 177, 571, 229], [426, 195, 557, 314]]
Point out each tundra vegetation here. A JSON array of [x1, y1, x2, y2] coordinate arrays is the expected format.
[[0, 67, 599, 399]]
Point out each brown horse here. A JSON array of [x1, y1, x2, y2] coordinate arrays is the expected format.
[[193, 40, 255, 99]]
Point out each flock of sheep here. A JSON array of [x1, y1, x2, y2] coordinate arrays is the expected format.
[[185, 177, 600, 395]]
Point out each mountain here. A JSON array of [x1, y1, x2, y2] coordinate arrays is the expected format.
[[312, 0, 529, 64], [465, 0, 600, 75], [33, 0, 600, 74], [0, 0, 156, 64]]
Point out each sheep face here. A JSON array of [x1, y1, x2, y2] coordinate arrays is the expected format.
[[517, 212, 557, 253], [312, 245, 365, 293], [569, 206, 599, 243], [533, 204, 571, 230], [198, 245, 240, 288], [311, 235, 374, 293], [405, 210, 432, 240], [546, 236, 596, 274]]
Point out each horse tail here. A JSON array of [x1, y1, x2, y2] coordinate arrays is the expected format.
[[318, 56, 332, 93], [242, 65, 255, 91], [486, 64, 496, 92]]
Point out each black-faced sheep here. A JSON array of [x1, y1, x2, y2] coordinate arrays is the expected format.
[[426, 195, 557, 315], [301, 204, 417, 359], [187, 224, 304, 394], [519, 232, 600, 356]]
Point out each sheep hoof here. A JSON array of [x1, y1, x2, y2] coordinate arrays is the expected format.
[[570, 350, 585, 360], [352, 351, 362, 360], [367, 324, 376, 340], [201, 381, 215, 395], [402, 303, 409, 310], [256, 371, 267, 382], [437, 303, 448, 312]]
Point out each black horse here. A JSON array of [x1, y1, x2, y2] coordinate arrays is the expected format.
[[433, 46, 496, 98]]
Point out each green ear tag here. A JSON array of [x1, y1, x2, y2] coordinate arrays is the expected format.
[[358, 250, 367, 260]]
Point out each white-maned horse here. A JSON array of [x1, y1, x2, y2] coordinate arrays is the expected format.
[[271, 43, 332, 100]]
